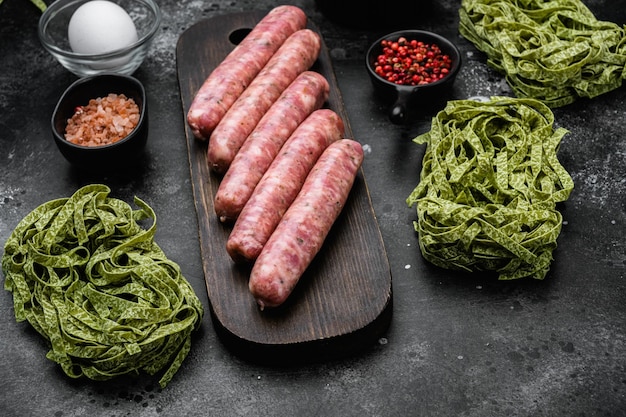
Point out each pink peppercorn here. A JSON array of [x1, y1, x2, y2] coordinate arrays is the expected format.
[[374, 37, 453, 86]]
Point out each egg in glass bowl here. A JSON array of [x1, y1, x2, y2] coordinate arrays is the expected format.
[[38, 0, 161, 77]]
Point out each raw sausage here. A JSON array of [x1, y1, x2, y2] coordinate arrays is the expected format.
[[216, 104, 338, 228], [248, 139, 364, 309], [187, 5, 307, 141], [214, 71, 329, 223], [186, 5, 307, 141], [207, 29, 322, 174], [248, 139, 363, 309], [214, 72, 329, 223], [226, 109, 344, 263]]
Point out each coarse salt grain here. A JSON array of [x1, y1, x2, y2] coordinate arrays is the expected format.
[[65, 93, 139, 147]]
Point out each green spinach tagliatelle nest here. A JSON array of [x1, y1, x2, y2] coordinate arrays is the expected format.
[[407, 97, 574, 280], [2, 185, 204, 388], [459, 0, 626, 107]]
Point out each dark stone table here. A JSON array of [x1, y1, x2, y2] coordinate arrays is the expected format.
[[1, 0, 625, 416]]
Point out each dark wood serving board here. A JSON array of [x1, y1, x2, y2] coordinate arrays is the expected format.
[[176, 10, 392, 364]]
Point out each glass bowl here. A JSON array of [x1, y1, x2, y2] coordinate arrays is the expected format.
[[51, 73, 149, 171], [38, 0, 161, 77]]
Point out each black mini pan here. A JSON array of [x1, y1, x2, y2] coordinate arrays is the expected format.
[[366, 30, 462, 124]]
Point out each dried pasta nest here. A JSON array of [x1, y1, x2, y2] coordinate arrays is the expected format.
[[459, 0, 626, 107], [2, 185, 204, 388], [407, 97, 574, 280]]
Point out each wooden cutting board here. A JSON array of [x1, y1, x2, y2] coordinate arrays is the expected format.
[[176, 10, 392, 364]]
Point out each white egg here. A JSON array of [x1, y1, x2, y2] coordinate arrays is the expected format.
[[68, 0, 138, 55]]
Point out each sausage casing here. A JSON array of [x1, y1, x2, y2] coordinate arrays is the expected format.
[[186, 5, 307, 140], [248, 139, 364, 309], [214, 71, 329, 223], [226, 109, 344, 263], [207, 29, 321, 174]]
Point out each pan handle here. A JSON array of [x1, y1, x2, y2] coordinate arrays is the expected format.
[[388, 88, 413, 124]]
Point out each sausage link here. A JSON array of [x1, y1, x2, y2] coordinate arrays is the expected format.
[[186, 5, 307, 141], [214, 71, 329, 223], [207, 29, 321, 174], [248, 139, 364, 309], [226, 109, 344, 263]]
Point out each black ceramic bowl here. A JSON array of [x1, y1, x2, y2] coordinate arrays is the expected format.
[[366, 30, 461, 124], [52, 73, 148, 170]]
